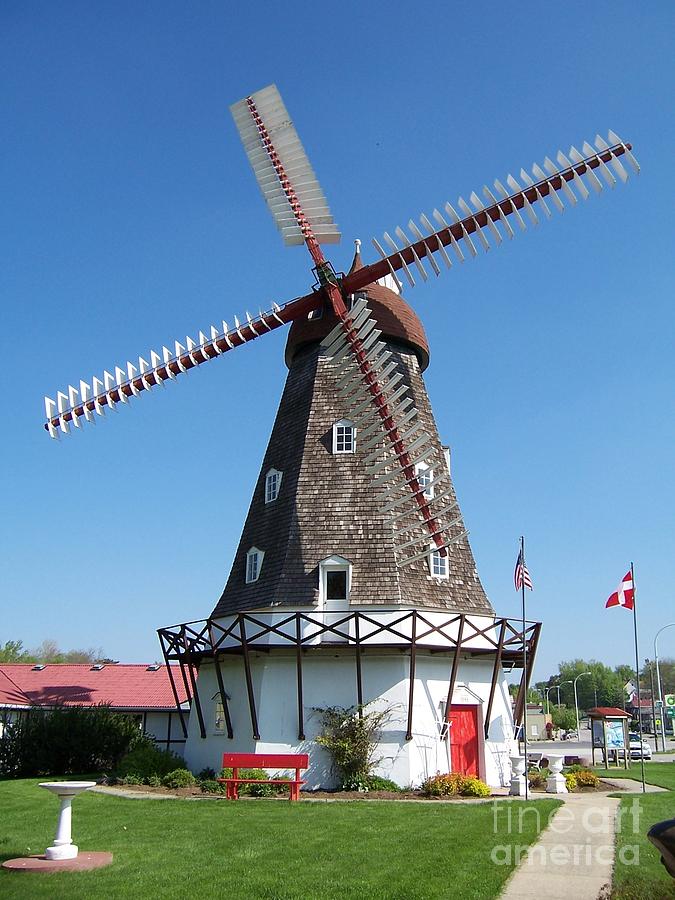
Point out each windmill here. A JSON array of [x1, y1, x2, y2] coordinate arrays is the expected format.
[[43, 85, 638, 786]]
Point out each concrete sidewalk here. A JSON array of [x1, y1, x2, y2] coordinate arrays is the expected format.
[[499, 775, 664, 900], [499, 793, 620, 899]]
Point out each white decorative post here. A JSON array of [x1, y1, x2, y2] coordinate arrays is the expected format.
[[39, 782, 96, 860], [509, 755, 527, 796], [545, 754, 567, 794]]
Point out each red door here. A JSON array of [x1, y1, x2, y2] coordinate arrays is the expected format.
[[447, 705, 479, 776]]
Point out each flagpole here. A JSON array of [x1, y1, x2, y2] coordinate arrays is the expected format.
[[631, 562, 646, 793], [521, 536, 529, 801]]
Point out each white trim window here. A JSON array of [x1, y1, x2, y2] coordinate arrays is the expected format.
[[319, 555, 352, 609], [415, 462, 434, 500], [214, 698, 225, 734], [429, 547, 449, 579], [265, 468, 282, 503], [246, 546, 264, 584], [333, 419, 355, 454]]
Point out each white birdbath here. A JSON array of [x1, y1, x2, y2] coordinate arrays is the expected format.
[[509, 755, 527, 796], [39, 781, 96, 860], [545, 754, 568, 794]]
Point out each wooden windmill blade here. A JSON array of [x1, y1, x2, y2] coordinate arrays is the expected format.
[[341, 132, 639, 294], [230, 84, 341, 249], [42, 291, 323, 437]]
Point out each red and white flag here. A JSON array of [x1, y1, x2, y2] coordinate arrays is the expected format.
[[605, 570, 634, 610], [514, 549, 533, 591]]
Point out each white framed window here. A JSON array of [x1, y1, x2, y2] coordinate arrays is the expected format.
[[429, 547, 449, 579], [319, 555, 352, 610], [265, 468, 282, 503], [333, 419, 355, 454], [246, 546, 264, 584], [214, 698, 225, 733], [415, 462, 434, 500]]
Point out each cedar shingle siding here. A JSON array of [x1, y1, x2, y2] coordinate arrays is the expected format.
[[212, 283, 493, 617]]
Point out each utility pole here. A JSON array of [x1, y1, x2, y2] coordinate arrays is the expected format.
[[646, 658, 659, 752]]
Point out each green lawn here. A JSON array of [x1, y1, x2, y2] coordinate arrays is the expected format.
[[0, 779, 561, 899], [594, 762, 675, 792], [594, 763, 675, 898], [612, 793, 675, 900]]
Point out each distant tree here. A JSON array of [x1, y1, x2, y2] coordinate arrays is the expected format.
[[554, 660, 627, 710], [30, 640, 106, 664], [0, 639, 109, 666], [0, 640, 31, 663], [615, 664, 635, 688], [644, 658, 675, 696], [551, 706, 577, 732]]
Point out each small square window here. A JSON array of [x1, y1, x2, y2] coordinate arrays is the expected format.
[[333, 420, 355, 454]]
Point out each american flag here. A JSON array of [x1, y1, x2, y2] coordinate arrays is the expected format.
[[514, 549, 533, 591]]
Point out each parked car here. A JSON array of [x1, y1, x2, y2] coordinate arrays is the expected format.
[[628, 732, 652, 759]]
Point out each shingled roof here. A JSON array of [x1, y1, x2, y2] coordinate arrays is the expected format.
[[211, 252, 493, 618], [0, 664, 188, 710]]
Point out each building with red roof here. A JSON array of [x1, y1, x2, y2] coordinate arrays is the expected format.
[[0, 663, 189, 755]]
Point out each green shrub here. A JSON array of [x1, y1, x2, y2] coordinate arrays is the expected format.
[[528, 771, 546, 789], [574, 769, 599, 787], [197, 767, 216, 780], [420, 772, 490, 798], [200, 779, 225, 794], [115, 743, 184, 781], [162, 768, 196, 789], [366, 775, 402, 792], [0, 704, 141, 777], [146, 775, 162, 787], [459, 776, 491, 798], [315, 704, 391, 791], [565, 773, 578, 791], [120, 773, 142, 785], [219, 767, 281, 796]]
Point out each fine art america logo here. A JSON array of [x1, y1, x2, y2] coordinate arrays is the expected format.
[[490, 799, 641, 867]]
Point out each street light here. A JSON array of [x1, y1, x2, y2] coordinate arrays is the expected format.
[[573, 672, 592, 738], [544, 684, 560, 715], [655, 622, 675, 750]]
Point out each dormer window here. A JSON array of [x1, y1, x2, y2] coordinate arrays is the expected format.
[[415, 462, 434, 500], [319, 555, 352, 610], [265, 468, 282, 503], [333, 419, 355, 454], [429, 547, 449, 579], [246, 546, 264, 583]]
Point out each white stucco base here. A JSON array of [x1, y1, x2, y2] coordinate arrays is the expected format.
[[182, 648, 515, 789]]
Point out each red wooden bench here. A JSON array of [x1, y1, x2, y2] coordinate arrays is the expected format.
[[218, 752, 309, 801]]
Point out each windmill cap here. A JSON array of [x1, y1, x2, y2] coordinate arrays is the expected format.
[[285, 246, 430, 370]]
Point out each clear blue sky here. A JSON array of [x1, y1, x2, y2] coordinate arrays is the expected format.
[[3, 1, 673, 680]]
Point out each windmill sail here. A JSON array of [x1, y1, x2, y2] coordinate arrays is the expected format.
[[230, 85, 340, 246], [355, 132, 638, 293]]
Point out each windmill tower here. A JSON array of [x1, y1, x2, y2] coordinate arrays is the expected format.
[[43, 85, 638, 787]]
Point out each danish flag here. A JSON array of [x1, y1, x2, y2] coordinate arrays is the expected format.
[[605, 570, 634, 610]]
